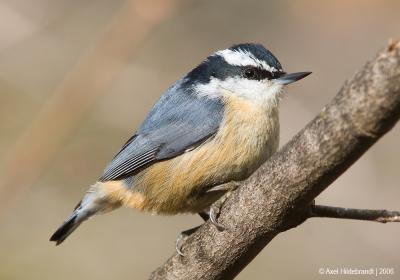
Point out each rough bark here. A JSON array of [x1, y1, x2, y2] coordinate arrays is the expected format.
[[150, 41, 400, 280]]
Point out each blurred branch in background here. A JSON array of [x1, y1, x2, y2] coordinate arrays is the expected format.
[[150, 41, 400, 280], [0, 0, 179, 215]]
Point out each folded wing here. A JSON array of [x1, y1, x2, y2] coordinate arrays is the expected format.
[[99, 81, 224, 182]]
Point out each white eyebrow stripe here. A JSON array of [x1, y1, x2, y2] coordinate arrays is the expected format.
[[216, 49, 279, 73]]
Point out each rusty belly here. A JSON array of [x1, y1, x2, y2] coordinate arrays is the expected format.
[[122, 98, 279, 215]]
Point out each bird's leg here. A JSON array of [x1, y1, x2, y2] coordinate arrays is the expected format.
[[206, 181, 240, 193], [175, 226, 201, 256], [198, 211, 209, 221], [175, 211, 209, 256], [207, 193, 232, 231], [175, 182, 240, 256], [206, 181, 240, 230]]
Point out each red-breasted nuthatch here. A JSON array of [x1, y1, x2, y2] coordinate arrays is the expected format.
[[50, 43, 311, 253]]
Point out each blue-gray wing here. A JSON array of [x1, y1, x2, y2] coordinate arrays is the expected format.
[[99, 80, 224, 182]]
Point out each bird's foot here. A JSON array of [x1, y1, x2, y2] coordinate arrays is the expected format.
[[176, 182, 240, 256], [175, 226, 200, 256], [209, 204, 225, 231], [207, 182, 240, 230]]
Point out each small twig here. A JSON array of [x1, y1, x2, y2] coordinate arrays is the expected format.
[[310, 205, 400, 223]]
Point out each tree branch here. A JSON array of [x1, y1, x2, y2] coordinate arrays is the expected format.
[[310, 205, 400, 223], [150, 40, 400, 280]]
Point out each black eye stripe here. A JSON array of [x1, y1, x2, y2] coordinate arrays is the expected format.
[[241, 66, 285, 80]]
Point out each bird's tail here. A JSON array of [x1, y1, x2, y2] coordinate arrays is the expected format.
[[50, 200, 92, 245], [50, 182, 122, 245]]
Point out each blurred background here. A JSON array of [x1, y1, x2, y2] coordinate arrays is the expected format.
[[0, 0, 399, 279]]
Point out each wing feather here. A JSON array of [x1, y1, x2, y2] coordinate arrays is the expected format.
[[100, 146, 160, 181], [99, 80, 224, 182]]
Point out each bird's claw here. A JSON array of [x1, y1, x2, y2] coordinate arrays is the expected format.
[[206, 181, 240, 231], [175, 183, 239, 256], [209, 205, 225, 231], [175, 226, 200, 256], [175, 233, 186, 256]]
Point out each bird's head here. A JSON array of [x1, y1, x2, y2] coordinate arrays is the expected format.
[[184, 43, 311, 107]]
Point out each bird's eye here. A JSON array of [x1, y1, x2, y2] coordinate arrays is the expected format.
[[242, 67, 282, 80], [244, 68, 256, 79]]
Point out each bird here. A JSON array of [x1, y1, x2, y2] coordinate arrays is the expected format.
[[50, 43, 311, 252]]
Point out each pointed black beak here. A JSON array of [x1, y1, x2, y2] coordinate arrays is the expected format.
[[273, 71, 312, 85]]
